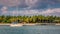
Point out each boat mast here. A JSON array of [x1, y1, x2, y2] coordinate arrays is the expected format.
[[16, 0, 18, 23]]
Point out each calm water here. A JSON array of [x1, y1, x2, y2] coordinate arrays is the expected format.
[[0, 25, 60, 34]]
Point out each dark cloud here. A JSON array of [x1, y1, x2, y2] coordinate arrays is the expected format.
[[0, 0, 60, 9], [0, 0, 27, 7]]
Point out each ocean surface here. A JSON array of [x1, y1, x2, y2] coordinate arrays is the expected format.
[[0, 25, 60, 34]]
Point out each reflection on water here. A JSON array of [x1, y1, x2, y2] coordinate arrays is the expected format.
[[0, 25, 60, 34]]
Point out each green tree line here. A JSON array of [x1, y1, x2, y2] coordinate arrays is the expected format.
[[0, 15, 60, 23]]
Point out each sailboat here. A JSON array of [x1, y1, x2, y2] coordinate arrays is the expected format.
[[10, 22, 23, 27]]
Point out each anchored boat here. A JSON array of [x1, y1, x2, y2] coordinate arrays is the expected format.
[[10, 22, 23, 27], [10, 24, 23, 27]]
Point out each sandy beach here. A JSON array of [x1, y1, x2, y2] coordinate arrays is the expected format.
[[0, 23, 60, 26]]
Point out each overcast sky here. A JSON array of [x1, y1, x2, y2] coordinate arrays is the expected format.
[[0, 0, 60, 16]]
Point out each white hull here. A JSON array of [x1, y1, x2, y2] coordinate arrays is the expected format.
[[10, 24, 23, 27]]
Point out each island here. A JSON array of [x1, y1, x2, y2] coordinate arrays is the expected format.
[[0, 15, 60, 26]]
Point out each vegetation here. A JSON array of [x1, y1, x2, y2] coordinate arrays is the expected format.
[[0, 15, 60, 23]]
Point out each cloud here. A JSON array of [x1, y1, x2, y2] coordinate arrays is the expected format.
[[0, 0, 26, 7], [4, 8, 60, 16], [0, 0, 60, 16], [0, 0, 60, 9], [1, 6, 8, 14], [25, 0, 39, 8]]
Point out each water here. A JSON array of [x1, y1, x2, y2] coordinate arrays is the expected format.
[[0, 25, 60, 34]]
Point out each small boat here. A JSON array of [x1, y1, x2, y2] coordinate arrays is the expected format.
[[10, 24, 23, 27], [10, 22, 23, 27]]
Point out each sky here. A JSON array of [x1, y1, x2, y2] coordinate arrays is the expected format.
[[0, 0, 60, 16]]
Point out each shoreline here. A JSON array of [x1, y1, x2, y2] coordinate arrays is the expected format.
[[0, 23, 60, 26]]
